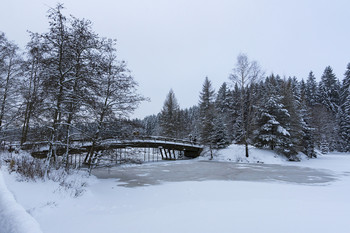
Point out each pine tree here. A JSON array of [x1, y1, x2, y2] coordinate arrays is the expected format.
[[159, 89, 180, 138], [215, 82, 229, 115], [214, 82, 231, 147], [280, 78, 302, 159], [316, 66, 340, 150], [254, 76, 283, 150], [338, 63, 350, 151], [212, 115, 229, 148], [199, 77, 216, 147], [229, 83, 242, 142], [299, 99, 316, 157], [305, 71, 318, 106], [318, 66, 340, 113], [254, 76, 298, 159]]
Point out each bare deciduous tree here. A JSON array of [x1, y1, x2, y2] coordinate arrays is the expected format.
[[84, 39, 146, 166], [229, 53, 263, 157], [0, 32, 22, 140]]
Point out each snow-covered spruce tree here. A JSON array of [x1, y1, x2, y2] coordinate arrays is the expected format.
[[297, 78, 317, 157], [176, 109, 188, 139], [316, 66, 340, 151], [318, 66, 340, 114], [305, 71, 318, 107], [213, 82, 231, 147], [159, 89, 181, 138], [198, 77, 216, 152], [211, 116, 229, 148], [253, 76, 298, 160], [299, 98, 316, 157], [310, 103, 336, 151], [229, 83, 243, 143], [340, 95, 350, 151], [184, 106, 201, 140], [338, 63, 350, 151], [340, 63, 350, 104], [254, 76, 282, 150], [177, 107, 198, 139], [280, 78, 303, 159], [0, 32, 22, 141], [229, 53, 263, 157], [142, 114, 160, 136]]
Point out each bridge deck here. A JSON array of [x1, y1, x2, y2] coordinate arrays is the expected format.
[[25, 136, 203, 159]]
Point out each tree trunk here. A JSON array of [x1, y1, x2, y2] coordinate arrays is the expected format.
[[0, 61, 12, 133], [245, 142, 249, 157]]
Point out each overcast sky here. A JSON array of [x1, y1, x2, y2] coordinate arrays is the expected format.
[[1, 0, 350, 119]]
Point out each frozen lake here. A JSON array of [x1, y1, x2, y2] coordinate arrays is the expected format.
[[3, 153, 350, 233], [92, 160, 336, 187]]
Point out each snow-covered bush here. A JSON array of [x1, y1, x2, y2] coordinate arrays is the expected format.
[[0, 150, 90, 197]]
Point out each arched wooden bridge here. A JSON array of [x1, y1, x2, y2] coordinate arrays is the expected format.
[[25, 136, 204, 161], [95, 136, 203, 159]]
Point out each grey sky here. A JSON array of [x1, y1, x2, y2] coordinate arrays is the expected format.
[[1, 0, 350, 119]]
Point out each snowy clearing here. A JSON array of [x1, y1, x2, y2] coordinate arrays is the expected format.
[[1, 147, 350, 233]]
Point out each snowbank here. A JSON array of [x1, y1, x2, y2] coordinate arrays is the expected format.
[[0, 169, 43, 233], [212, 144, 287, 164]]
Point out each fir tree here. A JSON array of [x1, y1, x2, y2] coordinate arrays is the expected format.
[[229, 83, 242, 142], [338, 63, 350, 151], [316, 66, 340, 150], [254, 76, 298, 159], [159, 89, 180, 138], [198, 77, 216, 146], [214, 82, 231, 147], [305, 71, 318, 106], [318, 66, 340, 113]]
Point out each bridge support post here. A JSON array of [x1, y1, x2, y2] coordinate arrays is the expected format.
[[169, 149, 172, 160], [159, 148, 164, 160], [164, 149, 169, 160]]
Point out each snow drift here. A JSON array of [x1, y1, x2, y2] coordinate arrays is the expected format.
[[0, 169, 42, 233]]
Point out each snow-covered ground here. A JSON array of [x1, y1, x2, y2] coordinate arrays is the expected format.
[[212, 144, 289, 164], [0, 170, 42, 233], [1, 146, 350, 233]]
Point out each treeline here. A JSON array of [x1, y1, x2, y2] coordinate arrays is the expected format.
[[2, 4, 350, 164], [0, 4, 144, 169], [142, 55, 350, 161]]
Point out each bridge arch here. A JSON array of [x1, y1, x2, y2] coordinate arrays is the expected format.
[[24, 136, 204, 167]]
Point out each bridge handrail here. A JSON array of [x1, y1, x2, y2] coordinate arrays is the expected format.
[[114, 135, 199, 146], [21, 136, 201, 150]]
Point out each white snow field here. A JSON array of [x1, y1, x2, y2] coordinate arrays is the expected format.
[[1, 145, 350, 233], [0, 170, 42, 233]]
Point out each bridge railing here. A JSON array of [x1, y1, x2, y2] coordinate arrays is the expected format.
[[109, 135, 200, 146], [20, 135, 201, 152]]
